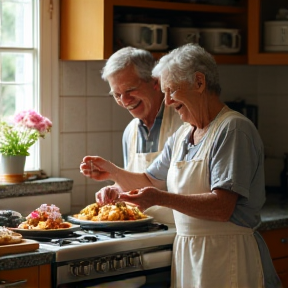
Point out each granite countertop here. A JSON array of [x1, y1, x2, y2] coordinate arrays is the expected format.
[[0, 177, 73, 198], [258, 192, 288, 231], [0, 249, 54, 271]]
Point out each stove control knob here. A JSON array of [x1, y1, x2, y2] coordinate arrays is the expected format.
[[70, 264, 79, 276], [128, 252, 141, 267], [94, 258, 110, 273], [79, 261, 91, 276], [122, 255, 128, 267], [112, 255, 125, 270]]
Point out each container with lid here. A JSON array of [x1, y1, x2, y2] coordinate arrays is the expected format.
[[115, 23, 169, 51], [264, 21, 288, 52], [199, 28, 241, 54]]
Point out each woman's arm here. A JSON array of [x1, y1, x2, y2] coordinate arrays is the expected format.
[[120, 187, 238, 221], [158, 188, 238, 221]]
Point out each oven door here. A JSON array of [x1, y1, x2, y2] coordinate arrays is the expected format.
[[57, 267, 171, 288], [87, 275, 146, 287]]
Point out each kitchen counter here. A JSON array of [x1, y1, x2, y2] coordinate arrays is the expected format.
[[258, 192, 288, 231], [0, 193, 287, 272], [0, 177, 73, 198], [0, 248, 54, 270]]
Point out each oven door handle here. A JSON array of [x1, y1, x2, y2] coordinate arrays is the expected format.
[[88, 276, 146, 288], [142, 249, 172, 270], [0, 279, 27, 288]]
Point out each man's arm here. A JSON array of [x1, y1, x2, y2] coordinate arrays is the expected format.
[[81, 156, 157, 191]]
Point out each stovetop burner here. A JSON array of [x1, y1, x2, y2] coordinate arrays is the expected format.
[[24, 223, 169, 246], [51, 234, 98, 246], [83, 223, 169, 238]]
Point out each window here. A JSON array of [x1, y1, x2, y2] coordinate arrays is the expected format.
[[0, 0, 59, 175]]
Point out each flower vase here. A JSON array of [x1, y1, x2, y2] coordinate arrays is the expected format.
[[0, 155, 26, 184]]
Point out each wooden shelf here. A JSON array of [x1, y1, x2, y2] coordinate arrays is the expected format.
[[214, 54, 247, 64], [112, 0, 246, 13], [152, 52, 247, 64], [248, 53, 288, 65]]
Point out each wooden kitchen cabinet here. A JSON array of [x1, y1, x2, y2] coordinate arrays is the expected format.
[[60, 0, 288, 65], [248, 0, 288, 65], [0, 264, 51, 288], [260, 227, 288, 288], [60, 0, 248, 64]]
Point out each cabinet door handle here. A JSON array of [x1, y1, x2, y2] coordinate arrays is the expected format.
[[0, 279, 27, 288], [281, 238, 288, 243]]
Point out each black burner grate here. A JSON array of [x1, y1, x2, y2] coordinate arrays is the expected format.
[[83, 223, 168, 237], [22, 223, 169, 245], [107, 223, 169, 238]]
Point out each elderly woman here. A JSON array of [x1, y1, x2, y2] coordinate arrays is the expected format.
[[80, 44, 280, 288]]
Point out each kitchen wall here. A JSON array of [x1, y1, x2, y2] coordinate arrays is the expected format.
[[59, 61, 288, 213]]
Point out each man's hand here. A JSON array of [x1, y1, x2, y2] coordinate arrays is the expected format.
[[80, 156, 117, 182]]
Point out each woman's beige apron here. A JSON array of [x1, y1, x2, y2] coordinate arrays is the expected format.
[[167, 109, 264, 288], [126, 105, 182, 224]]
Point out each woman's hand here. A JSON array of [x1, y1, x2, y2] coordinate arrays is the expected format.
[[95, 185, 122, 206], [80, 156, 117, 181], [119, 187, 162, 211]]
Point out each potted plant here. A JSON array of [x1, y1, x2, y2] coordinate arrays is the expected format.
[[0, 110, 52, 183]]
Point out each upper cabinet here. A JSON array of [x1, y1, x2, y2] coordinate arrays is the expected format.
[[60, 0, 288, 65], [248, 0, 288, 65]]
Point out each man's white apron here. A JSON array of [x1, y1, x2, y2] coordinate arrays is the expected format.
[[126, 105, 182, 224], [167, 109, 264, 288]]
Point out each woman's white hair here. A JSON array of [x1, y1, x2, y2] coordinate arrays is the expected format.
[[101, 47, 155, 82], [152, 43, 221, 94]]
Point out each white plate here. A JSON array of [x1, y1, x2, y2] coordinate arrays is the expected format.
[[67, 215, 154, 230], [10, 224, 81, 237]]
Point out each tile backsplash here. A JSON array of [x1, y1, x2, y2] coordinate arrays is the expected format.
[[59, 61, 288, 213], [60, 60, 133, 213]]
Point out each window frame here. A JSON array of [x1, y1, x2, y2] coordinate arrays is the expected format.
[[0, 0, 59, 176], [39, 0, 59, 176]]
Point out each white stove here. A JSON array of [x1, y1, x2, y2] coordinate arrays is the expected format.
[[38, 223, 176, 287]]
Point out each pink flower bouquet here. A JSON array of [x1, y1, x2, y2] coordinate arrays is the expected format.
[[0, 110, 52, 156]]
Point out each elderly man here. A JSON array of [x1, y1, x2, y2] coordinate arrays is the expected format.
[[94, 47, 183, 223]]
